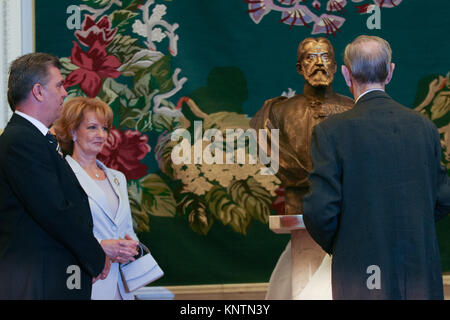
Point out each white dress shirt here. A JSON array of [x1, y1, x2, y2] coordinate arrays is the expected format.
[[355, 88, 385, 104]]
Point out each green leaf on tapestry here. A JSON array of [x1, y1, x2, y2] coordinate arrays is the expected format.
[[127, 181, 150, 233], [118, 93, 150, 130], [160, 77, 175, 94], [123, 0, 150, 11], [118, 90, 142, 109], [123, 94, 145, 110], [203, 112, 251, 131], [154, 132, 177, 178], [136, 112, 153, 132], [107, 34, 143, 65], [66, 87, 87, 100], [119, 50, 165, 77], [178, 193, 213, 235], [99, 78, 133, 105], [148, 55, 173, 93], [134, 73, 152, 97], [119, 108, 139, 129], [152, 112, 179, 133], [120, 117, 138, 129], [228, 177, 272, 224], [59, 57, 79, 77], [205, 186, 251, 235], [430, 91, 450, 121], [109, 9, 139, 33], [140, 173, 177, 218]]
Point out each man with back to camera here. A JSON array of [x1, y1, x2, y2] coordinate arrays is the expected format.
[[303, 35, 450, 299], [0, 53, 109, 299], [250, 37, 353, 299]]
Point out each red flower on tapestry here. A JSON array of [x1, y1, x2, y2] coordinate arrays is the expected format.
[[98, 128, 151, 181], [75, 15, 117, 48], [270, 187, 285, 215], [64, 41, 121, 98]]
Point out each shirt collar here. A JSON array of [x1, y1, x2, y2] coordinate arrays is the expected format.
[[355, 88, 385, 104], [15, 111, 49, 136]]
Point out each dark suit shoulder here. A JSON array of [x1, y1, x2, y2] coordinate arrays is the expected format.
[[0, 124, 46, 152], [379, 98, 438, 131], [1, 116, 45, 141], [0, 124, 45, 165], [399, 103, 436, 125], [317, 95, 437, 137]]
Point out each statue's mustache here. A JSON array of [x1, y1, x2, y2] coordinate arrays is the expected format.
[[309, 68, 328, 76]]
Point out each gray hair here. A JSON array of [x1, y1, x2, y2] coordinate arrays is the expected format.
[[343, 35, 392, 84]]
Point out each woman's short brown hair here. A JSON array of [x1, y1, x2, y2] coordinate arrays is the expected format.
[[53, 97, 113, 155]]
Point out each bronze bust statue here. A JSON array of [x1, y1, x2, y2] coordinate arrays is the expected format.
[[251, 37, 353, 214]]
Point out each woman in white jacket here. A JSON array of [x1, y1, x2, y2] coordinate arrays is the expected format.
[[53, 97, 139, 300]]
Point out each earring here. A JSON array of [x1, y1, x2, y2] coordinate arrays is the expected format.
[[73, 135, 77, 142]]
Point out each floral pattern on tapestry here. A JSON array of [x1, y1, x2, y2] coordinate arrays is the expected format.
[[61, 0, 282, 235], [415, 72, 450, 171]]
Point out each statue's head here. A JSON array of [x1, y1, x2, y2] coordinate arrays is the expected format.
[[296, 37, 337, 87]]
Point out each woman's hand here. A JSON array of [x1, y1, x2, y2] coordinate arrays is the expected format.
[[100, 238, 139, 264], [93, 256, 111, 284]]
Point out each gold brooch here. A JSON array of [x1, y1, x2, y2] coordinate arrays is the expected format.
[[114, 178, 120, 186]]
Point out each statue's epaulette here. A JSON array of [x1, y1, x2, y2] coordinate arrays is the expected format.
[[250, 96, 287, 131]]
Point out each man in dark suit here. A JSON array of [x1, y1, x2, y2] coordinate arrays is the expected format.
[[0, 53, 109, 299], [303, 35, 450, 299]]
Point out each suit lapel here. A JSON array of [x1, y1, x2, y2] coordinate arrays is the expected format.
[[10, 115, 89, 203], [9, 113, 54, 155], [97, 160, 125, 224], [66, 155, 117, 225], [9, 114, 68, 173]]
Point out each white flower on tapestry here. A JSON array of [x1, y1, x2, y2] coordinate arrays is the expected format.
[[171, 141, 280, 197], [132, 0, 179, 55], [132, 4, 167, 41], [243, 0, 403, 37], [281, 88, 296, 98], [133, 21, 167, 43], [132, 20, 147, 37], [149, 4, 167, 23], [151, 28, 166, 42]]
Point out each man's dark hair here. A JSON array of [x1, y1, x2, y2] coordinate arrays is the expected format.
[[7, 53, 61, 111]]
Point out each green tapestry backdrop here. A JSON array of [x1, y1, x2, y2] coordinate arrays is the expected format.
[[35, 0, 450, 286]]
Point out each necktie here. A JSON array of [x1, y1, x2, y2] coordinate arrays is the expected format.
[[46, 132, 62, 155]]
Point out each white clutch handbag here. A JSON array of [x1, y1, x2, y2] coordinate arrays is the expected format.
[[119, 242, 164, 293]]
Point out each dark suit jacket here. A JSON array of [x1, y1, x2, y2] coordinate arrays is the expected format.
[[303, 91, 450, 300], [0, 114, 106, 299]]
